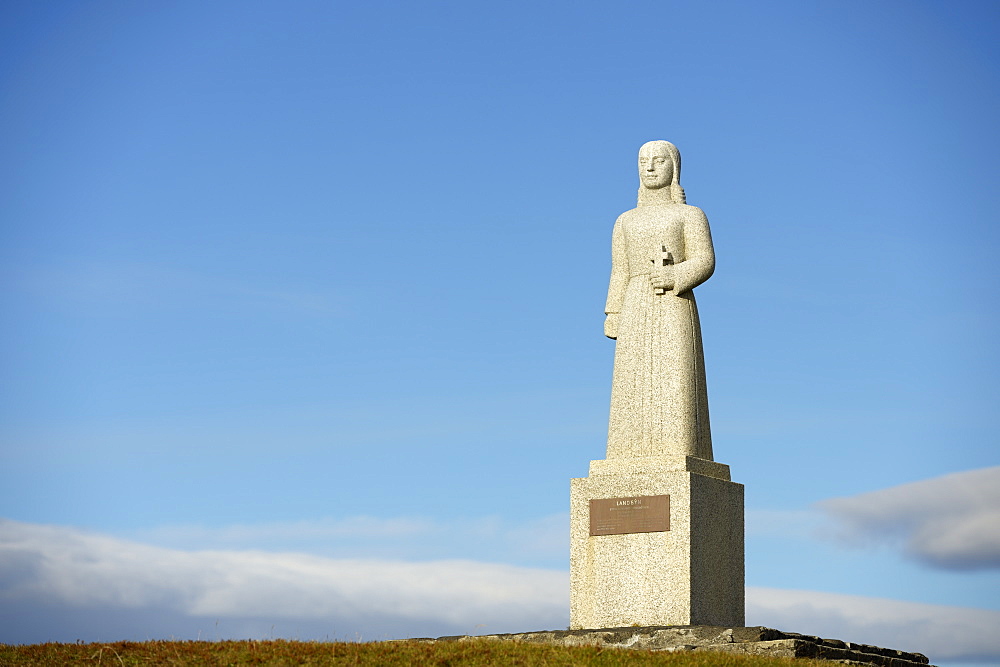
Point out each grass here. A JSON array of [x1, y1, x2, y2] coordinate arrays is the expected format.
[[0, 638, 836, 666]]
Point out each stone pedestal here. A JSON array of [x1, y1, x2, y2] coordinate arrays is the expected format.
[[570, 456, 744, 629]]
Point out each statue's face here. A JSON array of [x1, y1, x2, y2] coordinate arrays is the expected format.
[[638, 144, 673, 189]]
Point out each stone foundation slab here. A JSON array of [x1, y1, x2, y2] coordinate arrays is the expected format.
[[408, 625, 933, 667]]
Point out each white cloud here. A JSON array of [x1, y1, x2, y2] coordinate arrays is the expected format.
[[3, 518, 999, 663], [748, 586, 1000, 663], [0, 518, 567, 643], [819, 467, 1000, 571]]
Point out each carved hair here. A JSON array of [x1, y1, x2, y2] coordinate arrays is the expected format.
[[638, 140, 686, 204]]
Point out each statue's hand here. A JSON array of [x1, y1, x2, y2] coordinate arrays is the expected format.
[[649, 267, 675, 292], [604, 313, 620, 340]]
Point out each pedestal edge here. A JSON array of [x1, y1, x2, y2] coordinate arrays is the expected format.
[[587, 455, 731, 481]]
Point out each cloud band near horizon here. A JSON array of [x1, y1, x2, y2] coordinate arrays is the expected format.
[[2, 517, 999, 662], [820, 466, 1000, 571]]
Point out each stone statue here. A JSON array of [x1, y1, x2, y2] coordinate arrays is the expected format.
[[604, 140, 715, 461]]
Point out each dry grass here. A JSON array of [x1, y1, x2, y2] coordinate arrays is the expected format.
[[0, 638, 835, 666]]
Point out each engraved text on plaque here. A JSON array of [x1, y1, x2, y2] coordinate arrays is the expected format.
[[589, 494, 670, 536]]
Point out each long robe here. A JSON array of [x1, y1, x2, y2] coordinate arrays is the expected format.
[[605, 202, 715, 461]]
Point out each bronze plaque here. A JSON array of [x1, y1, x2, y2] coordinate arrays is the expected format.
[[589, 495, 670, 536]]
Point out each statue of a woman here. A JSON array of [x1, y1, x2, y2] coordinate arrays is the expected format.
[[604, 140, 715, 461]]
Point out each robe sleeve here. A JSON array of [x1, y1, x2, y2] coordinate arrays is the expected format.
[[673, 206, 715, 295], [605, 215, 628, 314]]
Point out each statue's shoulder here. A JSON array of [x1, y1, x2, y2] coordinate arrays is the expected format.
[[679, 204, 709, 222], [616, 207, 641, 223]]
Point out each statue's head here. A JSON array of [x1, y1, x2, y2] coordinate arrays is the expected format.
[[638, 140, 680, 189], [637, 140, 685, 204]]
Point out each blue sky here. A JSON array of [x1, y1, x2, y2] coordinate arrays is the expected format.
[[1, 0, 998, 664]]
